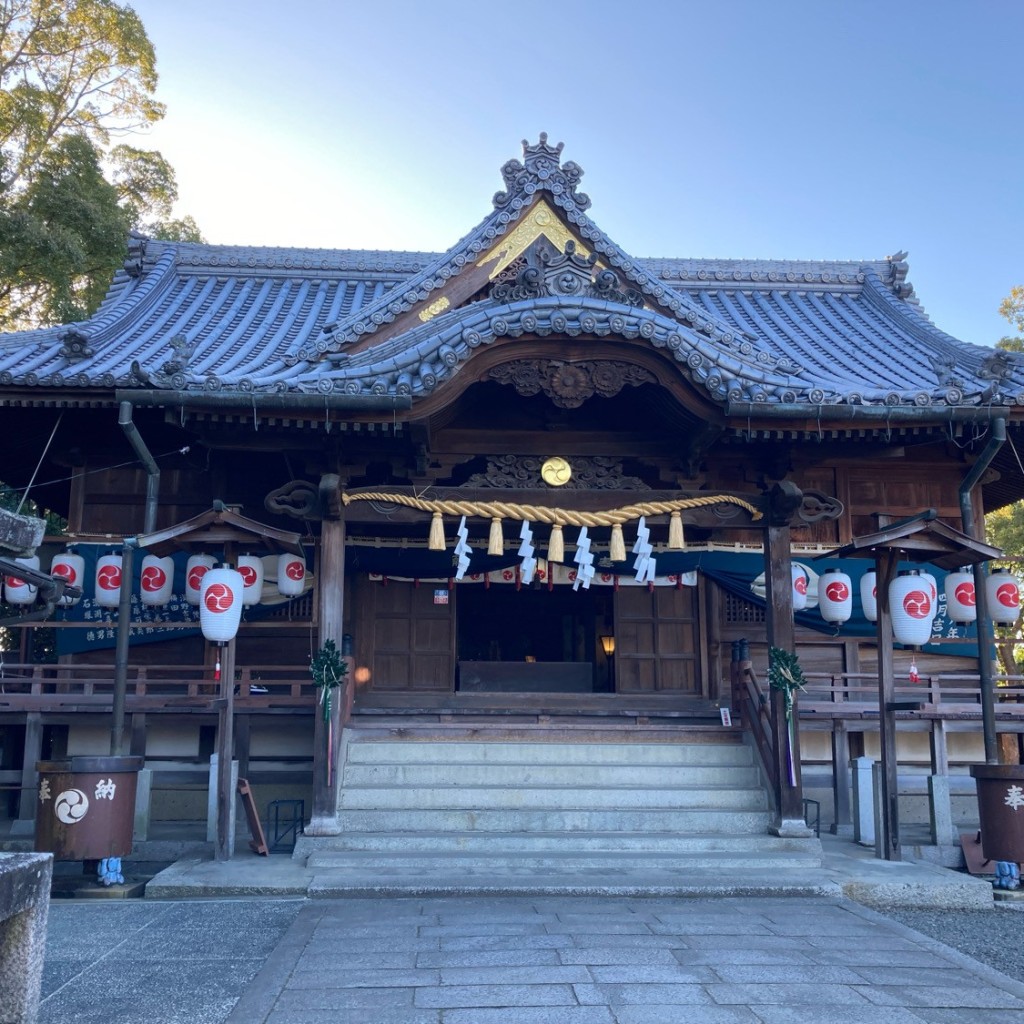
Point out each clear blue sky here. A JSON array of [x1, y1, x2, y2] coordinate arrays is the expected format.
[[127, 0, 1022, 347]]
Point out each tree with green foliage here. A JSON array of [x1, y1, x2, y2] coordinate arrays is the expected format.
[[0, 0, 201, 330], [997, 286, 1024, 353], [986, 287, 1024, 670]]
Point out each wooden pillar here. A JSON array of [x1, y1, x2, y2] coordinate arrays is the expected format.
[[215, 636, 236, 862], [830, 721, 853, 835], [875, 549, 901, 861], [762, 482, 811, 838], [308, 512, 346, 834], [764, 521, 809, 835]]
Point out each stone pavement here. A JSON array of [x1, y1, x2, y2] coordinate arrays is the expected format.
[[38, 894, 1024, 1024]]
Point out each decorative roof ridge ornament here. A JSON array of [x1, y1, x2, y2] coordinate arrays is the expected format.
[[58, 328, 94, 364], [493, 133, 591, 213]]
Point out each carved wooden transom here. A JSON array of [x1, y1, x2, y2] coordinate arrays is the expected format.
[[488, 360, 656, 409]]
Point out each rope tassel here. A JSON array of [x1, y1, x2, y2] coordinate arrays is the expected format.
[[428, 512, 445, 551], [548, 523, 565, 563], [609, 523, 626, 562], [488, 517, 504, 556], [668, 511, 685, 550]]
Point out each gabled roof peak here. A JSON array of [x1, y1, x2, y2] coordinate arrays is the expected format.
[[494, 134, 591, 214]]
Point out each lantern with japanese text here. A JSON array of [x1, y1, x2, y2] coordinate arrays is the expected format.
[[277, 552, 306, 597], [4, 555, 39, 605], [791, 564, 808, 611], [237, 553, 264, 606], [890, 570, 934, 646], [139, 554, 175, 607], [986, 569, 1021, 625], [51, 551, 84, 607], [184, 554, 216, 606], [199, 566, 244, 643], [818, 569, 853, 625], [944, 568, 977, 624], [860, 570, 878, 623], [94, 552, 123, 608]]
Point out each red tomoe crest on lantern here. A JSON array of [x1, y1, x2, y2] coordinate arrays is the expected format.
[[239, 566, 257, 586], [141, 565, 166, 591], [955, 582, 976, 605], [825, 580, 849, 602], [204, 583, 234, 613], [187, 565, 209, 590], [185, 554, 216, 606], [795, 576, 807, 595], [52, 561, 77, 585], [97, 564, 120, 590], [285, 561, 303, 581], [237, 554, 264, 606], [996, 584, 1020, 609], [902, 589, 931, 620]]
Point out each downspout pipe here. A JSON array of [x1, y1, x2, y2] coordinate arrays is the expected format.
[[111, 401, 160, 755], [119, 400, 160, 535], [959, 416, 1006, 764]]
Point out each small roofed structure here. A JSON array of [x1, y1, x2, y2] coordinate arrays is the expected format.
[[819, 509, 1003, 861]]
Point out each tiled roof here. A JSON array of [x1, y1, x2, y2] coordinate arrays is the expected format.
[[1, 136, 1021, 414]]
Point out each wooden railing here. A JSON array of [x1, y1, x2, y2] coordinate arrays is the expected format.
[[730, 644, 776, 792], [0, 662, 316, 713], [798, 672, 1024, 723]]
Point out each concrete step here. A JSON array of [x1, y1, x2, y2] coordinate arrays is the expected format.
[[304, 848, 823, 873], [342, 762, 761, 787], [337, 784, 768, 812], [344, 739, 753, 766], [333, 807, 773, 833], [305, 868, 839, 899], [299, 830, 819, 857]]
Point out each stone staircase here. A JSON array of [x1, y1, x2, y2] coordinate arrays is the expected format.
[[295, 725, 826, 896]]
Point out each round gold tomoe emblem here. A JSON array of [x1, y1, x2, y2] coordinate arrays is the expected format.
[[541, 457, 572, 486]]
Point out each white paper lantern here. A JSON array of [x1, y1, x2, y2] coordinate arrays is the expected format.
[[94, 553, 123, 608], [139, 554, 175, 606], [237, 554, 264, 606], [4, 555, 39, 605], [920, 572, 938, 607], [277, 553, 306, 597], [945, 569, 977, 624], [986, 569, 1021, 625], [791, 564, 808, 612], [860, 570, 878, 623], [184, 554, 216, 606], [890, 571, 934, 646], [818, 569, 853, 624], [199, 566, 244, 642], [51, 552, 85, 607]]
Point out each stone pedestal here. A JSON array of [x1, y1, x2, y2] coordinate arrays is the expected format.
[[0, 852, 52, 1024]]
